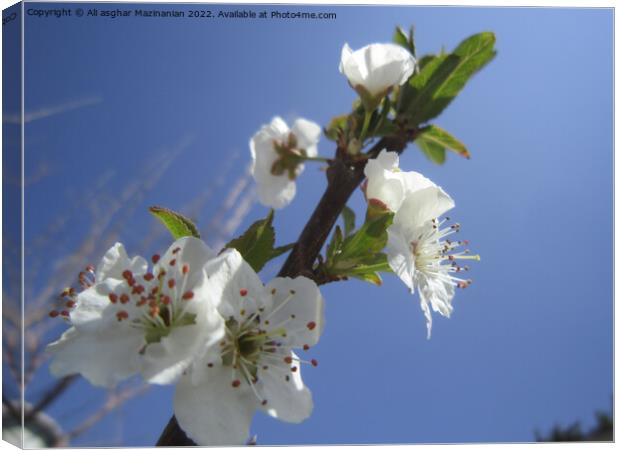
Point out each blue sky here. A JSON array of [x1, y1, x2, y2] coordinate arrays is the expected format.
[[12, 3, 613, 446]]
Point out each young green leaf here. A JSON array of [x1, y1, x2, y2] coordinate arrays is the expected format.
[[341, 206, 356, 237], [400, 32, 496, 124], [224, 209, 280, 272], [417, 138, 446, 165], [351, 271, 383, 286], [393, 25, 416, 57], [393, 26, 409, 49], [149, 206, 200, 239], [338, 213, 393, 263], [416, 125, 470, 161]]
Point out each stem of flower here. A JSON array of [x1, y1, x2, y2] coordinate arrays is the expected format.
[[301, 155, 331, 163], [359, 110, 372, 143]]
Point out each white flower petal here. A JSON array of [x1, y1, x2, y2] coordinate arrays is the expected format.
[[69, 280, 123, 332], [364, 151, 406, 211], [386, 226, 416, 293], [340, 43, 415, 96], [291, 118, 321, 157], [418, 272, 455, 340], [259, 351, 313, 423], [206, 249, 270, 320], [394, 186, 455, 234], [174, 368, 257, 446], [264, 277, 324, 348], [256, 175, 297, 210], [47, 326, 143, 387], [95, 243, 147, 281]]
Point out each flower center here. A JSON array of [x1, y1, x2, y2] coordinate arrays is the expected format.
[[50, 249, 198, 345], [271, 132, 307, 180], [411, 217, 480, 289], [208, 287, 319, 407]]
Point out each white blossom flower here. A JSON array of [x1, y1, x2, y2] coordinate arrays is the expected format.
[[46, 237, 224, 387], [363, 149, 436, 212], [173, 249, 324, 445], [339, 42, 415, 101], [250, 116, 321, 209], [386, 181, 479, 339]]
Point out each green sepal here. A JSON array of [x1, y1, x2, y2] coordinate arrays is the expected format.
[[149, 206, 200, 240], [329, 212, 394, 272]]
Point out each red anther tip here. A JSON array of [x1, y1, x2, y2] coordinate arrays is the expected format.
[[261, 400, 268, 406], [66, 300, 76, 308], [143, 273, 154, 281], [172, 247, 181, 254], [311, 359, 318, 367], [169, 259, 177, 266], [240, 289, 248, 297], [120, 294, 129, 304], [152, 254, 160, 264], [49, 310, 59, 318], [122, 270, 132, 280], [182, 291, 194, 300], [116, 310, 129, 321], [60, 310, 70, 317], [182, 264, 189, 274], [232, 380, 241, 388], [303, 344, 310, 351], [291, 366, 298, 372], [306, 321, 316, 330], [108, 293, 118, 303], [168, 279, 176, 289], [284, 356, 293, 364]]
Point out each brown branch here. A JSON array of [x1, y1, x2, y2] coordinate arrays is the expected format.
[[155, 131, 413, 446]]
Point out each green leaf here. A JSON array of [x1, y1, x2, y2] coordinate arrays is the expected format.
[[341, 206, 356, 237], [402, 32, 496, 123], [393, 25, 416, 56], [345, 253, 392, 275], [393, 26, 408, 48], [335, 213, 393, 267], [416, 125, 470, 161], [417, 54, 436, 71], [149, 206, 200, 239], [351, 271, 383, 286], [397, 54, 448, 114], [417, 138, 446, 164], [225, 209, 277, 272], [271, 243, 295, 259]]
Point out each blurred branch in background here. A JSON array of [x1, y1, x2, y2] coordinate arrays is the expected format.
[[535, 403, 613, 442], [2, 134, 256, 446]]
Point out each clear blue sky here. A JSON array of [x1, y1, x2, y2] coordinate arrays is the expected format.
[[16, 3, 612, 446]]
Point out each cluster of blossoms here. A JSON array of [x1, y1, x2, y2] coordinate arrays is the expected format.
[[48, 237, 324, 445], [48, 38, 480, 445]]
